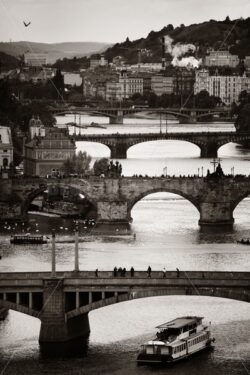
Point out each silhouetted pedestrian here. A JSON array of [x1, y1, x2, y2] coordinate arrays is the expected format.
[[176, 268, 180, 278], [122, 267, 126, 277], [130, 267, 134, 277], [118, 267, 122, 276], [113, 267, 117, 277], [95, 268, 98, 277], [147, 266, 151, 278], [162, 268, 166, 278]]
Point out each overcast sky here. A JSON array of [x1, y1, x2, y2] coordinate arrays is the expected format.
[[0, 0, 250, 44]]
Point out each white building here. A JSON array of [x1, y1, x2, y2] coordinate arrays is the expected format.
[[119, 74, 143, 99], [24, 53, 48, 67], [0, 127, 13, 168], [204, 50, 239, 68], [195, 69, 250, 105]]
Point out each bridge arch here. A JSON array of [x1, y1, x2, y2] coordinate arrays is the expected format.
[[20, 181, 97, 215], [127, 139, 201, 158], [66, 287, 250, 319], [76, 140, 111, 158], [128, 188, 200, 217]]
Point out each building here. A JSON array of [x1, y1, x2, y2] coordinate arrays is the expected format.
[[24, 53, 48, 67], [119, 73, 144, 99], [173, 68, 195, 98], [29, 116, 46, 139], [0, 127, 13, 169], [90, 55, 108, 70], [151, 75, 174, 96], [194, 69, 250, 105], [24, 126, 76, 177], [105, 81, 123, 101], [204, 50, 239, 68]]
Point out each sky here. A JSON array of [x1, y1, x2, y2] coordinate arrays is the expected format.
[[0, 0, 250, 44]]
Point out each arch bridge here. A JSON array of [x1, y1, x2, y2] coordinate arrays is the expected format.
[[52, 107, 232, 124], [5, 175, 250, 229], [0, 271, 249, 344], [73, 131, 250, 159]]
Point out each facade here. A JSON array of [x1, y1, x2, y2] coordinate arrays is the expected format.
[[173, 69, 195, 97], [194, 69, 250, 105], [105, 81, 122, 101], [204, 50, 239, 68], [24, 53, 48, 67], [90, 55, 108, 70], [151, 75, 174, 96], [0, 127, 13, 169], [24, 127, 76, 177], [119, 73, 144, 99]]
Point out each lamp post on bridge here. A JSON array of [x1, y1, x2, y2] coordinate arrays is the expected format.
[[51, 229, 56, 278], [74, 225, 79, 272]]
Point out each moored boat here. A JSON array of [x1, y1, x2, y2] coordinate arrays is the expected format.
[[237, 238, 250, 245], [10, 234, 47, 244], [137, 316, 214, 366]]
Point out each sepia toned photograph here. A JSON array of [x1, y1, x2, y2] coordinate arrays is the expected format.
[[0, 0, 250, 374]]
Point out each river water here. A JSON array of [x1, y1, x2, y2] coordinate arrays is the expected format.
[[0, 115, 250, 375]]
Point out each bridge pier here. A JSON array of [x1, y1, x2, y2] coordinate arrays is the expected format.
[[109, 115, 123, 125], [39, 279, 90, 344], [199, 202, 234, 226], [94, 201, 131, 233], [200, 143, 218, 158], [110, 143, 128, 159]]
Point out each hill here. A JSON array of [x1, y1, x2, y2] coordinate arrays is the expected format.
[[103, 17, 250, 64], [0, 41, 111, 64]]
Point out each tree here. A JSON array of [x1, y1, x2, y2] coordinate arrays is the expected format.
[[93, 158, 109, 176], [61, 151, 92, 176]]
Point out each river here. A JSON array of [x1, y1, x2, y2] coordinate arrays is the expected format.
[[0, 115, 250, 374]]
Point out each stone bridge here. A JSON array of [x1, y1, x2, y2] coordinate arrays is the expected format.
[[53, 107, 231, 124], [0, 271, 249, 343], [3, 175, 250, 228], [73, 131, 250, 159]]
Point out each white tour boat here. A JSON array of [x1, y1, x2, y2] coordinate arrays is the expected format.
[[137, 316, 214, 366]]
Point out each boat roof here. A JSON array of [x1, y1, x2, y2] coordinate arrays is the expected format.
[[156, 316, 203, 330]]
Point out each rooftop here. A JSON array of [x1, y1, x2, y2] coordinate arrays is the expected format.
[[156, 316, 203, 330]]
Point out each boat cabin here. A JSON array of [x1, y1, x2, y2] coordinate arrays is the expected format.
[[156, 316, 203, 341]]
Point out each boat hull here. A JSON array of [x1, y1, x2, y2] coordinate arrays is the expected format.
[[137, 341, 213, 366]]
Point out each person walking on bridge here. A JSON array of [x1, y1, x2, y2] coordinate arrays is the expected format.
[[162, 268, 166, 278], [147, 266, 152, 278]]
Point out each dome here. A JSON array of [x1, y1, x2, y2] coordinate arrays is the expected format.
[[29, 115, 43, 127]]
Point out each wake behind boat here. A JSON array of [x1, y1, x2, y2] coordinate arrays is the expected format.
[[137, 316, 214, 366], [10, 234, 48, 244]]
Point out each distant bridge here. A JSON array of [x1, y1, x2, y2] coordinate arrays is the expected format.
[[0, 270, 249, 344], [72, 131, 250, 158], [51, 106, 232, 124]]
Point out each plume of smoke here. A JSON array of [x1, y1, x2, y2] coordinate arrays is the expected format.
[[163, 35, 201, 68], [172, 56, 201, 69]]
